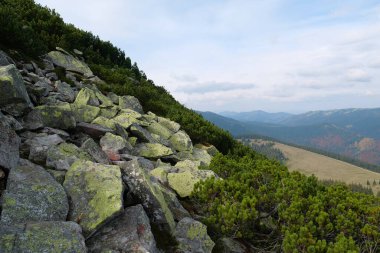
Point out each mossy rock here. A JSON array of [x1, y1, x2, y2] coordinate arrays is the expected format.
[[158, 116, 181, 133], [113, 110, 143, 129], [29, 103, 76, 129], [118, 95, 143, 113], [47, 50, 93, 77], [74, 88, 99, 106], [91, 116, 116, 130], [150, 167, 169, 184], [63, 160, 124, 238], [99, 107, 119, 119], [194, 144, 219, 157], [147, 121, 173, 140], [192, 148, 212, 166], [175, 159, 201, 172], [167, 170, 216, 198], [169, 130, 193, 152], [70, 103, 100, 123], [133, 143, 174, 159]]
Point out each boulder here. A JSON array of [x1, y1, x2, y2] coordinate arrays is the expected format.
[[118, 159, 176, 232], [28, 134, 64, 164], [91, 116, 116, 130], [113, 110, 143, 129], [147, 121, 173, 139], [71, 103, 100, 123], [100, 132, 127, 161], [81, 138, 110, 164], [74, 88, 99, 106], [63, 160, 123, 238], [107, 92, 119, 104], [46, 50, 93, 77], [86, 204, 158, 253], [46, 142, 93, 171], [213, 237, 248, 253], [130, 123, 157, 143], [169, 130, 193, 152], [26, 80, 53, 98], [158, 116, 181, 133], [99, 106, 119, 118], [194, 143, 219, 157], [175, 159, 201, 172], [0, 123, 20, 170], [76, 122, 114, 139], [46, 169, 66, 185], [167, 170, 216, 198], [174, 217, 215, 253], [24, 103, 76, 130], [161, 186, 191, 222], [1, 164, 68, 224], [0, 50, 15, 66], [0, 222, 87, 253], [0, 112, 23, 131], [192, 148, 212, 166], [55, 81, 75, 102], [119, 95, 143, 113], [0, 64, 33, 116], [132, 143, 174, 159]]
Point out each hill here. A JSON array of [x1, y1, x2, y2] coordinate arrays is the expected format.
[[220, 110, 293, 123]]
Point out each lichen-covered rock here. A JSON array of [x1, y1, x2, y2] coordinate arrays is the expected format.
[[175, 159, 201, 172], [0, 112, 23, 131], [213, 237, 248, 253], [71, 103, 100, 123], [81, 138, 110, 164], [27, 134, 64, 164], [132, 143, 174, 159], [174, 217, 215, 253], [161, 186, 191, 222], [64, 160, 123, 238], [0, 123, 20, 170], [77, 122, 114, 138], [192, 147, 212, 166], [99, 106, 119, 118], [167, 170, 216, 198], [46, 142, 93, 171], [86, 204, 158, 253], [0, 222, 87, 253], [74, 88, 99, 106], [1, 164, 68, 224], [113, 110, 143, 129], [130, 123, 156, 143], [25, 103, 76, 130], [150, 167, 169, 184], [158, 116, 181, 133], [169, 130, 193, 152], [0, 50, 15, 66], [55, 81, 75, 102], [147, 121, 173, 139], [100, 132, 127, 161], [91, 116, 116, 130], [119, 95, 143, 113], [47, 169, 66, 185], [46, 50, 93, 77], [194, 144, 219, 157], [107, 92, 119, 104], [0, 64, 33, 116], [94, 89, 114, 108], [118, 159, 176, 233]]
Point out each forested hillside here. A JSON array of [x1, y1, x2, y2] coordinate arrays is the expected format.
[[1, 1, 380, 252]]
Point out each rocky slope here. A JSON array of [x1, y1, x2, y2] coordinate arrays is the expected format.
[[0, 48, 220, 252]]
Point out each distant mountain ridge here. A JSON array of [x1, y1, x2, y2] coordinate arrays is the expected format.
[[200, 107, 380, 165]]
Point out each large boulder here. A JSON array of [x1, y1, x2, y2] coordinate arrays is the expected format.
[[0, 123, 20, 170], [1, 164, 69, 224], [174, 217, 215, 253], [0, 64, 33, 116], [130, 123, 156, 143], [55, 81, 76, 103], [169, 130, 193, 152], [27, 134, 64, 164], [113, 109, 144, 128], [24, 103, 76, 130], [81, 138, 110, 164], [0, 222, 87, 253], [132, 143, 173, 159], [71, 103, 100, 123], [119, 95, 143, 113], [63, 160, 123, 238], [158, 116, 181, 133], [213, 237, 248, 253], [46, 50, 93, 77], [86, 204, 158, 253], [147, 121, 173, 139], [100, 132, 127, 161], [0, 50, 15, 66], [117, 159, 176, 232], [76, 122, 114, 139], [167, 170, 216, 198], [46, 142, 93, 171], [192, 147, 212, 166]]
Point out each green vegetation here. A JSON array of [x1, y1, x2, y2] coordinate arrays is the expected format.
[[320, 179, 373, 195], [1, 1, 380, 252], [240, 138, 287, 164]]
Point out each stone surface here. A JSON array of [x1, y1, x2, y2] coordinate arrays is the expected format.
[[192, 148, 212, 166], [99, 107, 118, 118], [107, 92, 119, 104], [76, 122, 114, 139], [0, 50, 15, 66], [132, 143, 174, 159], [0, 64, 33, 115], [81, 138, 110, 164], [100, 132, 127, 161], [55, 81, 75, 102], [47, 169, 66, 185], [174, 217, 215, 253], [169, 130, 193, 152], [194, 144, 219, 157], [0, 221, 87, 253], [175, 159, 201, 172], [71, 103, 100, 123], [130, 123, 156, 143], [213, 237, 248, 253], [147, 121, 173, 140], [119, 95, 143, 113], [46, 50, 93, 76], [86, 204, 158, 253], [1, 164, 68, 224], [64, 160, 123, 238], [158, 116, 181, 133], [113, 110, 143, 129], [161, 186, 191, 222], [0, 112, 23, 131], [46, 142, 93, 171], [28, 134, 64, 164], [168, 170, 216, 198], [74, 88, 99, 106], [91, 116, 116, 130], [118, 159, 176, 232], [0, 124, 20, 170]]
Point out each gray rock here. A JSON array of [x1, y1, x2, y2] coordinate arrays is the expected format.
[[158, 116, 181, 133], [76, 122, 114, 139], [213, 237, 248, 253], [46, 169, 66, 185], [87, 204, 158, 253], [0, 123, 20, 170], [0, 64, 33, 116], [55, 81, 76, 102], [161, 187, 191, 222], [130, 123, 157, 143], [0, 222, 87, 253], [0, 50, 15, 66], [1, 163, 69, 224], [132, 143, 174, 159], [27, 80, 53, 97], [119, 95, 143, 113], [81, 138, 110, 164], [0, 112, 23, 131], [117, 158, 176, 233], [46, 50, 93, 77], [107, 92, 119, 104], [174, 217, 215, 253], [100, 132, 127, 161], [169, 130, 193, 152], [28, 134, 64, 164]]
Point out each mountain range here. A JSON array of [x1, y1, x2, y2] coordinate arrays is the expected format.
[[200, 108, 380, 165]]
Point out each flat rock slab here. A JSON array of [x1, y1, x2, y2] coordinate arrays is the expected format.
[[0, 123, 20, 170], [1, 164, 68, 224], [0, 221, 87, 253], [46, 51, 93, 77], [132, 143, 174, 159], [81, 138, 110, 164], [76, 122, 114, 139], [63, 160, 123, 238], [87, 204, 158, 253]]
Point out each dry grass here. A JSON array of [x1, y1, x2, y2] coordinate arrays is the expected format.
[[249, 139, 380, 195]]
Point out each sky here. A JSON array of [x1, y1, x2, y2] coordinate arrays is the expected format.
[[35, 0, 380, 113]]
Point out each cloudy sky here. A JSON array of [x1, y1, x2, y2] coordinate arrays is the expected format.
[[36, 0, 380, 113]]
